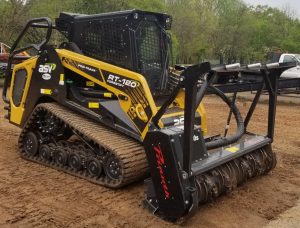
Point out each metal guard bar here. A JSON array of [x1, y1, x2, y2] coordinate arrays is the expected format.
[[2, 17, 53, 103]]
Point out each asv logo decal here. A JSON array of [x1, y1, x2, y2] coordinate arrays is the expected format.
[[38, 63, 56, 74], [174, 116, 184, 126]]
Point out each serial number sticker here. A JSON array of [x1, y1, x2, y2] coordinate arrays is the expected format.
[[40, 89, 52, 95], [88, 102, 100, 109], [226, 146, 239, 153], [86, 81, 95, 87]]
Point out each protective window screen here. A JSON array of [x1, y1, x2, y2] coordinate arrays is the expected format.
[[82, 21, 127, 68], [136, 21, 165, 93]]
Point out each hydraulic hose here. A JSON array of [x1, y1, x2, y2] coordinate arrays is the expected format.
[[205, 86, 245, 150]]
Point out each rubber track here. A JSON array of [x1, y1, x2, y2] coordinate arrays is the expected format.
[[18, 103, 149, 188]]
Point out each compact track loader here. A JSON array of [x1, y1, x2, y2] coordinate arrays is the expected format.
[[2, 10, 295, 220]]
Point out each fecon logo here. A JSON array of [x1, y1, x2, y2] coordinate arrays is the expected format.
[[153, 145, 170, 199]]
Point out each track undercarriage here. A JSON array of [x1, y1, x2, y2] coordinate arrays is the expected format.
[[20, 103, 148, 188]]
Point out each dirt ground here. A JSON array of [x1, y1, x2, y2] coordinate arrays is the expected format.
[[0, 91, 299, 228]]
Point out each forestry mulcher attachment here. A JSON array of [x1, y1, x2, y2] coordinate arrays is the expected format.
[[2, 10, 295, 220]]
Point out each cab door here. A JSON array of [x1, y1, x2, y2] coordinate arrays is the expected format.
[[9, 58, 37, 125]]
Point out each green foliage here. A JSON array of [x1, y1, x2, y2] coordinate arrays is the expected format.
[[126, 0, 166, 12], [1, 0, 300, 63], [0, 0, 33, 45]]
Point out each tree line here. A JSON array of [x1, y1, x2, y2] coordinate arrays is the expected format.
[[1, 0, 300, 64]]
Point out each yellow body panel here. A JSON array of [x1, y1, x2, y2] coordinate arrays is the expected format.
[[8, 49, 207, 139], [56, 49, 207, 138], [9, 58, 37, 125], [56, 49, 157, 139]]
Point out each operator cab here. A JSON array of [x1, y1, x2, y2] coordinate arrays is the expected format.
[[56, 10, 172, 96]]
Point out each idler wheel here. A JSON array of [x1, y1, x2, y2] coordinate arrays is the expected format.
[[23, 132, 39, 156], [68, 153, 82, 171], [39, 144, 52, 161], [105, 155, 122, 180], [87, 158, 103, 177], [55, 148, 68, 166]]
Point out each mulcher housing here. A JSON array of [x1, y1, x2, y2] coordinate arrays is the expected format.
[[2, 10, 295, 221]]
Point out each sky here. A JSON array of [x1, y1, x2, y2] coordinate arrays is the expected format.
[[243, 0, 300, 17]]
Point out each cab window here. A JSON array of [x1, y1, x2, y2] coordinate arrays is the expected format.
[[283, 55, 296, 63]]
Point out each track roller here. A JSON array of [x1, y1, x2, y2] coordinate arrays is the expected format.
[[87, 158, 103, 177], [68, 152, 82, 171], [54, 148, 69, 166], [39, 144, 52, 161]]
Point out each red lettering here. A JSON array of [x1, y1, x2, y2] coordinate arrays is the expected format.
[[153, 145, 170, 199], [154, 145, 165, 165]]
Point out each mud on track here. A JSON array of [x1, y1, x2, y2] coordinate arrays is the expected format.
[[0, 92, 299, 228]]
